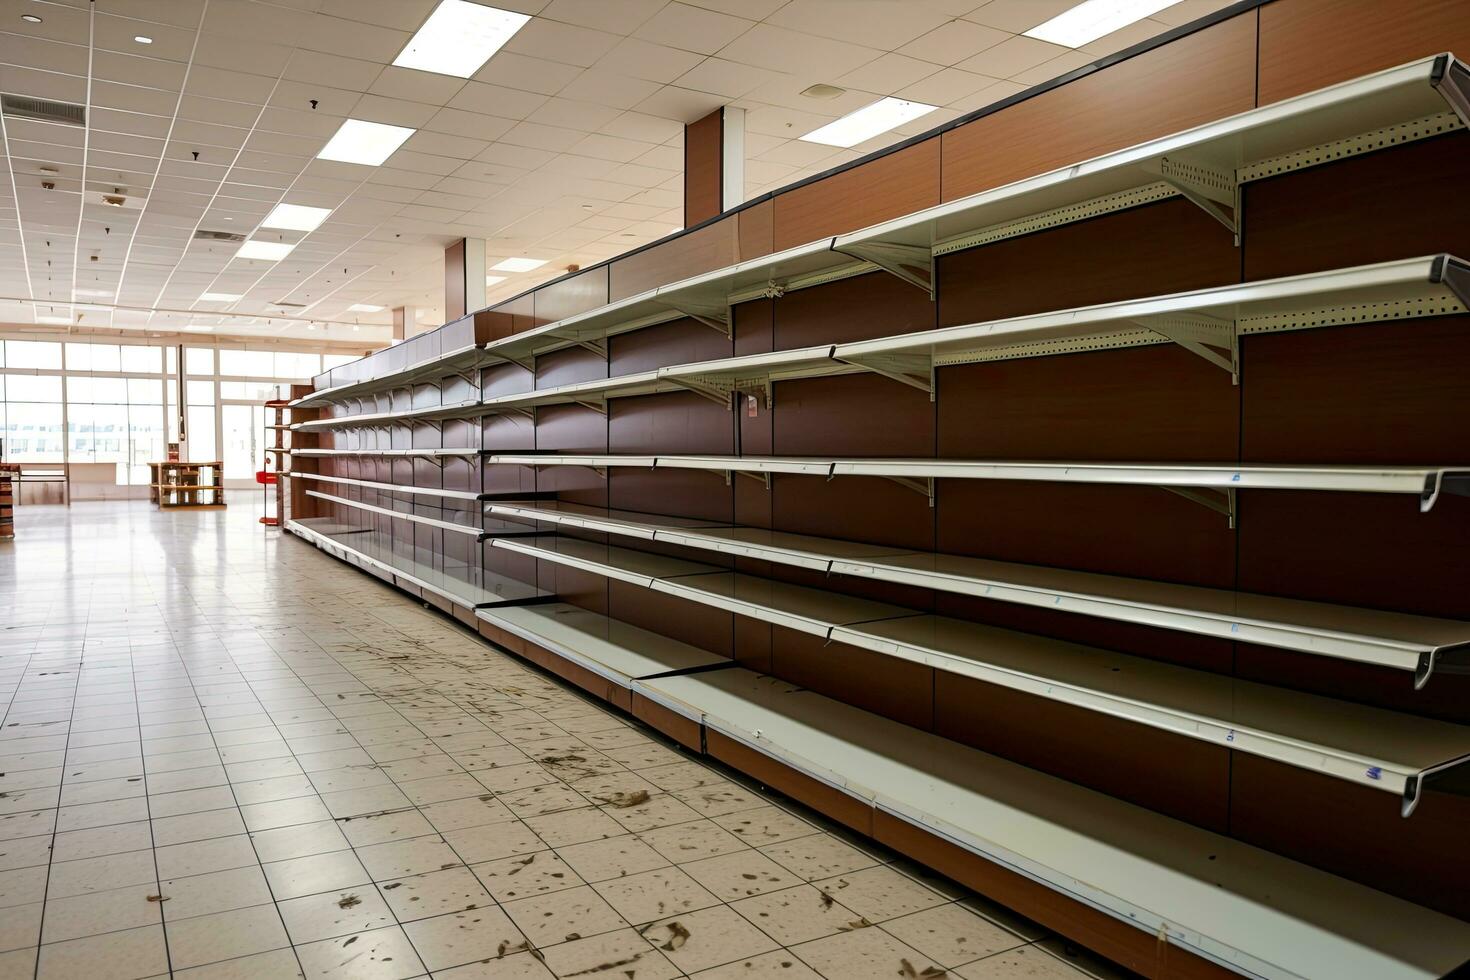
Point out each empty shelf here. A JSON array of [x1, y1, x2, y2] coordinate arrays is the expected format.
[[490, 534, 1470, 806], [487, 502, 1470, 684], [287, 518, 549, 609], [305, 489, 484, 537], [486, 454, 1470, 511], [634, 668, 1470, 979], [292, 398, 480, 431], [292, 342, 491, 406], [291, 448, 480, 459], [479, 602, 730, 687], [289, 472, 482, 502]]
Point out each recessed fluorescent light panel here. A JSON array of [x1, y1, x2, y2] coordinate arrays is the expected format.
[[236, 239, 295, 261], [490, 257, 546, 273], [348, 304, 383, 313], [262, 203, 332, 232], [394, 0, 530, 78], [200, 292, 243, 302], [799, 97, 937, 148], [317, 119, 415, 166], [1025, 0, 1182, 48], [36, 315, 69, 324]]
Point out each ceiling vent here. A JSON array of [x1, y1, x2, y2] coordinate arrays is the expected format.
[[194, 229, 245, 243], [2, 94, 85, 126], [272, 300, 306, 309]]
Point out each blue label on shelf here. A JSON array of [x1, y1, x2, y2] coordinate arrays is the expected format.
[[1366, 767, 1383, 780]]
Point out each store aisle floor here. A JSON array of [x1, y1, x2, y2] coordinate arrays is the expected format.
[[0, 502, 1117, 980]]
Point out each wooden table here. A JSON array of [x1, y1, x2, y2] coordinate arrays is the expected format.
[[148, 461, 227, 509]]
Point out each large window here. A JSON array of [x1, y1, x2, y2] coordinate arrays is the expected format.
[[0, 340, 340, 485]]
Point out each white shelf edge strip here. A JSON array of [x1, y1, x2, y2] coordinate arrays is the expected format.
[[304, 490, 483, 537]]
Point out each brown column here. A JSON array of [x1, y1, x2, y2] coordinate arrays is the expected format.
[[684, 108, 724, 225], [444, 238, 486, 323]]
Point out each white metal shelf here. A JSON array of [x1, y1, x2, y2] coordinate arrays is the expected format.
[[305, 489, 484, 538], [292, 398, 481, 432], [294, 54, 1468, 410], [288, 517, 550, 609], [289, 472, 482, 502], [478, 602, 731, 687], [490, 533, 1470, 808], [485, 454, 1470, 512], [634, 668, 1470, 979], [291, 447, 480, 460], [486, 502, 1470, 685]]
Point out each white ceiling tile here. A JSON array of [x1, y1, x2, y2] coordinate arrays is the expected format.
[[500, 121, 588, 152], [836, 52, 939, 94], [401, 130, 492, 160], [897, 66, 997, 105], [423, 108, 517, 141], [448, 82, 549, 121], [472, 52, 583, 95], [367, 66, 470, 106], [318, 0, 439, 31], [1010, 49, 1095, 86], [593, 38, 704, 84], [526, 97, 623, 132], [674, 58, 778, 99], [957, 34, 1069, 76], [539, 0, 666, 34], [634, 3, 754, 55], [556, 69, 663, 110], [766, 0, 949, 50], [282, 49, 383, 91], [505, 18, 621, 67], [632, 85, 725, 123], [349, 94, 441, 128], [716, 24, 881, 76], [964, 0, 1077, 34], [898, 18, 1010, 66]]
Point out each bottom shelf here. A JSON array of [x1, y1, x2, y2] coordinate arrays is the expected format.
[[634, 668, 1470, 980], [288, 518, 548, 609]]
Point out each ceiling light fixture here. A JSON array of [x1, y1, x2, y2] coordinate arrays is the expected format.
[[490, 257, 546, 273], [236, 239, 295, 261], [21, 14, 41, 24], [1024, 0, 1182, 48], [262, 202, 332, 231], [799, 97, 937, 148], [317, 119, 415, 166], [134, 35, 153, 44], [200, 292, 243, 302], [484, 275, 506, 286], [348, 303, 383, 313], [393, 0, 530, 79], [800, 83, 846, 100]]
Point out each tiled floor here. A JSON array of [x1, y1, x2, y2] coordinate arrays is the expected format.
[[0, 501, 1124, 980]]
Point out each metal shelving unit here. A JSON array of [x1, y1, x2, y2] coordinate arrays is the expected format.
[[303, 489, 485, 538], [487, 454, 1470, 513], [288, 517, 550, 609], [291, 54, 1469, 413], [633, 668, 1470, 980], [487, 502, 1470, 685]]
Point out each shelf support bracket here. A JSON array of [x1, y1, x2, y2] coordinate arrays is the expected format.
[[1161, 485, 1236, 528], [571, 398, 607, 415], [734, 470, 771, 490], [1145, 156, 1240, 244], [574, 339, 608, 358], [662, 296, 731, 337], [832, 240, 934, 298], [881, 475, 935, 506], [1134, 313, 1238, 384], [837, 353, 935, 399]]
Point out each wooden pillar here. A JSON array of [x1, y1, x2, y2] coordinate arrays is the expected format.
[[444, 237, 486, 322], [684, 107, 744, 226]]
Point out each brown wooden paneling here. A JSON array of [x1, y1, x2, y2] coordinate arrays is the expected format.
[[444, 239, 466, 322], [1240, 316, 1470, 464], [940, 13, 1257, 201], [773, 138, 941, 251], [609, 392, 733, 455], [770, 628, 933, 731], [1257, 0, 1470, 104], [531, 266, 609, 328], [521, 640, 627, 711], [1234, 643, 1470, 725], [934, 672, 1230, 831], [873, 812, 1237, 980], [685, 107, 723, 227], [610, 216, 739, 301], [773, 376, 933, 457], [631, 693, 702, 751], [733, 617, 772, 674], [608, 316, 732, 376], [706, 731, 872, 835], [937, 346, 1238, 462], [1230, 754, 1470, 921], [609, 469, 733, 524], [938, 199, 1242, 326], [937, 482, 1235, 589], [1238, 491, 1470, 620], [774, 270, 934, 348], [609, 580, 733, 659], [771, 473, 933, 553], [1243, 133, 1470, 280], [737, 199, 774, 261]]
